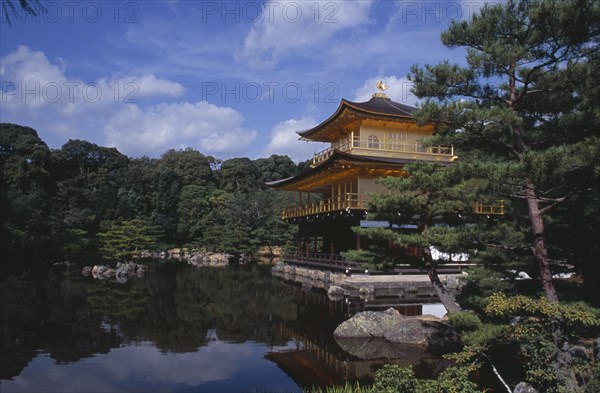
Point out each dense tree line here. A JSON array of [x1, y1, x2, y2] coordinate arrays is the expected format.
[[0, 123, 304, 267]]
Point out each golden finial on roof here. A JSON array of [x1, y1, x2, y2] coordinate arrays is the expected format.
[[372, 80, 389, 99]]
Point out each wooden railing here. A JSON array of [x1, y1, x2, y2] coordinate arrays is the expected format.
[[283, 196, 505, 219], [283, 251, 362, 270], [312, 136, 455, 167], [281, 193, 367, 219]]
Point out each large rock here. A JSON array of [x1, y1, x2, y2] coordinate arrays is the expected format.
[[334, 308, 458, 348]]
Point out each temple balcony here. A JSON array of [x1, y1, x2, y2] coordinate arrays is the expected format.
[[282, 194, 505, 220], [281, 193, 367, 220], [312, 136, 456, 167]]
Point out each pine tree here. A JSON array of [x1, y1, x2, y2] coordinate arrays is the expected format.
[[356, 161, 486, 314], [408, 0, 600, 302]]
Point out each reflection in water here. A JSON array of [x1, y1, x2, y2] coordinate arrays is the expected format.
[[266, 281, 452, 388], [0, 263, 449, 392], [1, 264, 301, 392], [2, 340, 301, 393]]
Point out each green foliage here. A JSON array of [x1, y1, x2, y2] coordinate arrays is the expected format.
[[420, 366, 481, 393], [448, 311, 483, 332], [1, 123, 301, 266], [482, 293, 600, 392], [457, 266, 513, 312], [1, 124, 55, 265], [409, 0, 600, 302], [369, 365, 480, 393], [371, 365, 417, 393], [97, 220, 164, 262], [306, 382, 370, 393], [459, 323, 508, 349], [485, 293, 600, 331]]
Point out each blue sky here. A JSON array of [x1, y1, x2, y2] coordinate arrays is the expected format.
[[0, 1, 488, 161]]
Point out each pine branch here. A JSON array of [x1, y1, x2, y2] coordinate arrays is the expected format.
[[481, 242, 530, 253]]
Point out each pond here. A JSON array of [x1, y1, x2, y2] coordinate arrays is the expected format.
[[0, 262, 448, 392]]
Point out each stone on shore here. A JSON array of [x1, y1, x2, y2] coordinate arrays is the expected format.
[[333, 307, 458, 348], [327, 285, 345, 301], [84, 262, 147, 283]]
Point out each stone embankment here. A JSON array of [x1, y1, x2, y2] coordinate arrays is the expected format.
[[135, 248, 232, 266], [271, 262, 347, 289], [271, 262, 462, 302], [188, 253, 230, 267]]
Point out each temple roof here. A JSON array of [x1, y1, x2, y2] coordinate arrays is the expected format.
[[266, 150, 410, 191], [297, 96, 417, 142]]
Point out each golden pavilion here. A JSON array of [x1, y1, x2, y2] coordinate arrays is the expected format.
[[268, 83, 501, 268]]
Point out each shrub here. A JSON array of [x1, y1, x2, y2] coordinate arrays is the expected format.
[[371, 365, 416, 393], [448, 311, 483, 332]]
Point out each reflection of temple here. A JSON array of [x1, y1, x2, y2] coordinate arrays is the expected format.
[[266, 281, 450, 388], [268, 85, 503, 270]]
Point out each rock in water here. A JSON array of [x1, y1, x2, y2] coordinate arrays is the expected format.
[[333, 307, 458, 347]]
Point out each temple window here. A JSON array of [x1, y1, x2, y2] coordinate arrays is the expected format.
[[368, 135, 380, 149]]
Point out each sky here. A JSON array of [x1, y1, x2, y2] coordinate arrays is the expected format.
[[0, 0, 491, 162]]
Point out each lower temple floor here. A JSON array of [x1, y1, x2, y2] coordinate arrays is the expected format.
[[292, 214, 426, 270]]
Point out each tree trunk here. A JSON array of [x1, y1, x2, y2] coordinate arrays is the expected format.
[[422, 246, 462, 314], [524, 184, 560, 303], [508, 68, 559, 304]]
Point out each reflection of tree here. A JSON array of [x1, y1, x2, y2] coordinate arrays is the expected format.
[[85, 276, 151, 319], [145, 267, 295, 352], [84, 263, 297, 352], [0, 263, 298, 379], [0, 270, 121, 379]]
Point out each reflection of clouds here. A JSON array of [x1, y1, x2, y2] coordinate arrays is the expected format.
[[1, 341, 299, 392]]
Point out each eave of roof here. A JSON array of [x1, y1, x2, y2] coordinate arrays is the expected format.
[[265, 150, 411, 190]]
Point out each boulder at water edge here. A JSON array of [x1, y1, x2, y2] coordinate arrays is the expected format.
[[333, 307, 458, 348]]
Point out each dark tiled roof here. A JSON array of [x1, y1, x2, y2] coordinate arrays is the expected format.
[[346, 96, 416, 117], [298, 97, 417, 139]]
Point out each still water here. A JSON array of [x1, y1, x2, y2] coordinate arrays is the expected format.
[[0, 263, 445, 392]]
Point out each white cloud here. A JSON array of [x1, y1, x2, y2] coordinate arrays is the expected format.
[[110, 74, 185, 98], [263, 117, 328, 162], [0, 46, 254, 158], [1, 46, 184, 114], [241, 0, 374, 67], [104, 101, 256, 157], [353, 75, 419, 105]]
